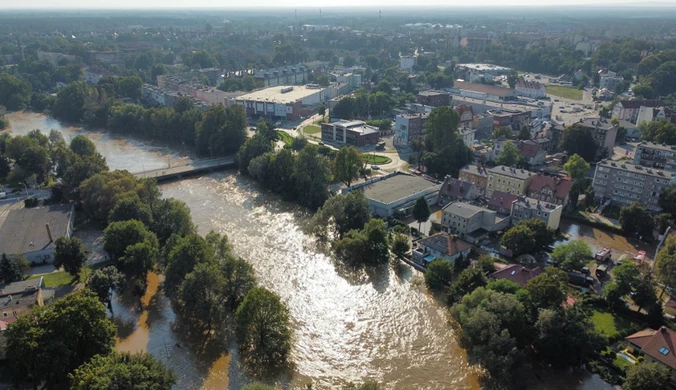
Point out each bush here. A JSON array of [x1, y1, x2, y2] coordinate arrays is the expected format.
[[24, 197, 39, 208]]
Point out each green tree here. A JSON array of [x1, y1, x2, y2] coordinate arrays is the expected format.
[[620, 202, 655, 238], [151, 198, 195, 244], [659, 183, 676, 218], [219, 256, 257, 311], [334, 146, 362, 187], [103, 219, 158, 261], [195, 105, 248, 157], [243, 383, 275, 390], [109, 195, 153, 226], [87, 266, 126, 313], [563, 154, 591, 181], [0, 253, 24, 283], [448, 268, 487, 303], [517, 125, 531, 140], [5, 290, 116, 386], [561, 124, 598, 162], [53, 236, 90, 277], [507, 72, 519, 89], [501, 224, 536, 257], [179, 261, 227, 333], [492, 126, 513, 139], [53, 81, 96, 122], [294, 145, 331, 210], [551, 240, 592, 270], [391, 234, 410, 260], [235, 287, 293, 369], [0, 72, 32, 110], [69, 352, 175, 390], [624, 362, 671, 390], [495, 141, 523, 168], [425, 259, 455, 290], [524, 267, 567, 310], [79, 171, 155, 222], [69, 135, 98, 157], [120, 240, 158, 291], [412, 196, 431, 233], [317, 104, 326, 118], [640, 119, 676, 145], [654, 235, 676, 298], [310, 191, 371, 239], [164, 234, 212, 298]]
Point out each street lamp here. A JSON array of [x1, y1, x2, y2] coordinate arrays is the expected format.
[[22, 182, 29, 197]]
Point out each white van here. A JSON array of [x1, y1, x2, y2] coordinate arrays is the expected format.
[[0, 192, 6, 199]]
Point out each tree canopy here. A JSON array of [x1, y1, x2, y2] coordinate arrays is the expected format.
[[560, 124, 598, 162], [69, 352, 175, 390]]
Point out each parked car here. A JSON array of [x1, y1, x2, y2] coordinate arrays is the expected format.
[[581, 267, 590, 275], [371, 165, 380, 170]]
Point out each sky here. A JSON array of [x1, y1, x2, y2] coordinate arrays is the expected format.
[[3, 0, 675, 9]]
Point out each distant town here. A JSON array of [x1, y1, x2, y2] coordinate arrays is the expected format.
[[1, 5, 676, 390]]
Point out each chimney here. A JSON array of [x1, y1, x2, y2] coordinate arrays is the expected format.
[[46, 223, 53, 242]]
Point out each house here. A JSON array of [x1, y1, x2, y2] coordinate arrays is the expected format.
[[575, 118, 618, 160], [527, 174, 574, 206], [598, 70, 624, 91], [489, 264, 543, 287], [487, 191, 519, 214], [441, 202, 510, 242], [456, 104, 474, 127], [486, 165, 536, 197], [612, 99, 663, 123], [349, 172, 442, 218], [459, 165, 489, 195], [459, 127, 476, 148], [438, 176, 479, 206], [0, 205, 75, 265], [636, 106, 672, 126], [626, 326, 676, 383], [0, 278, 51, 359], [417, 90, 451, 107], [515, 79, 546, 99], [489, 137, 512, 162], [412, 232, 472, 267], [510, 196, 563, 231], [321, 120, 379, 147], [519, 140, 546, 166]]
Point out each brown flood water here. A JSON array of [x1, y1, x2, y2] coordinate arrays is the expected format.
[[4, 112, 616, 389]]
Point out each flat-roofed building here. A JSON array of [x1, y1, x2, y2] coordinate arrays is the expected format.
[[634, 141, 676, 172], [321, 120, 379, 147], [592, 159, 676, 212], [350, 173, 442, 218], [417, 90, 451, 107], [394, 113, 428, 145], [575, 118, 619, 160], [441, 202, 510, 242], [510, 196, 563, 231], [234, 85, 327, 121], [450, 80, 516, 102], [254, 64, 307, 87], [486, 165, 536, 197]]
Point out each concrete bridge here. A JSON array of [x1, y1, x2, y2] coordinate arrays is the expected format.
[[132, 156, 236, 182]]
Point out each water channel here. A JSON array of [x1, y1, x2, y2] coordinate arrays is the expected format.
[[5, 112, 625, 390]]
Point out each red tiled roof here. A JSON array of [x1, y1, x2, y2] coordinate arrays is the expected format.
[[417, 232, 472, 257], [520, 140, 541, 158], [488, 191, 518, 210], [440, 177, 475, 199], [527, 174, 573, 201], [489, 264, 543, 287], [626, 327, 676, 370]]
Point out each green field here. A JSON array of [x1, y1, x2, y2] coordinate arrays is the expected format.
[[360, 154, 392, 165], [28, 268, 90, 288], [276, 131, 293, 145], [304, 124, 321, 135], [591, 310, 640, 338], [546, 85, 583, 101]]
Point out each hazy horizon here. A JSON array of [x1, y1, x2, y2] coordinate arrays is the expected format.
[[4, 0, 676, 10]]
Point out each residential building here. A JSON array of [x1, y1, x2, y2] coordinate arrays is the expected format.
[[487, 191, 519, 214], [636, 106, 672, 126], [459, 165, 489, 195], [450, 80, 516, 101], [510, 196, 563, 230], [491, 109, 533, 131], [321, 120, 379, 147], [575, 118, 619, 160], [438, 176, 479, 206], [0, 205, 75, 265], [412, 233, 472, 267], [592, 159, 676, 212], [394, 113, 428, 145], [400, 56, 416, 72], [489, 264, 543, 287], [417, 90, 451, 107], [348, 173, 442, 218], [486, 165, 536, 197], [489, 137, 512, 162], [254, 64, 307, 87], [472, 113, 495, 140], [456, 104, 474, 127], [626, 327, 676, 384], [460, 127, 476, 148], [634, 142, 676, 172], [441, 202, 510, 242], [0, 278, 50, 359], [527, 174, 574, 206], [234, 85, 328, 121], [515, 79, 546, 98], [84, 67, 112, 84], [598, 70, 624, 91], [612, 100, 663, 123], [519, 140, 546, 166]]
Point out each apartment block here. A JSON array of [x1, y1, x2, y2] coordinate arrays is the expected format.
[[634, 142, 676, 172], [417, 90, 451, 107], [486, 165, 536, 197], [592, 160, 676, 212], [394, 113, 428, 145], [575, 118, 618, 160], [511, 197, 563, 231]]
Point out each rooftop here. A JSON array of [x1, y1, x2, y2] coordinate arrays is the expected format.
[[0, 278, 42, 297], [489, 264, 543, 287], [513, 196, 561, 212], [236, 85, 325, 105], [418, 90, 449, 97], [331, 120, 379, 136], [520, 140, 542, 158], [528, 174, 573, 201], [442, 202, 487, 219], [616, 99, 663, 109], [597, 160, 676, 179], [440, 177, 476, 199], [460, 164, 489, 177], [0, 204, 74, 256], [362, 173, 441, 205], [417, 233, 471, 257], [488, 191, 519, 210], [456, 63, 513, 73], [453, 81, 515, 98], [516, 79, 544, 90], [488, 165, 535, 180], [626, 326, 676, 370], [636, 141, 676, 153], [576, 117, 617, 131]]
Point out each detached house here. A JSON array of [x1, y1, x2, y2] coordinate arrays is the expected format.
[[527, 174, 574, 207], [412, 232, 472, 267], [626, 326, 676, 384], [519, 140, 546, 166]]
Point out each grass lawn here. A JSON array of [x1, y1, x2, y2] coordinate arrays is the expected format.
[[304, 124, 321, 135], [591, 309, 640, 338], [361, 154, 392, 165], [276, 131, 293, 145], [613, 354, 634, 372], [546, 85, 583, 101], [28, 267, 91, 288]]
